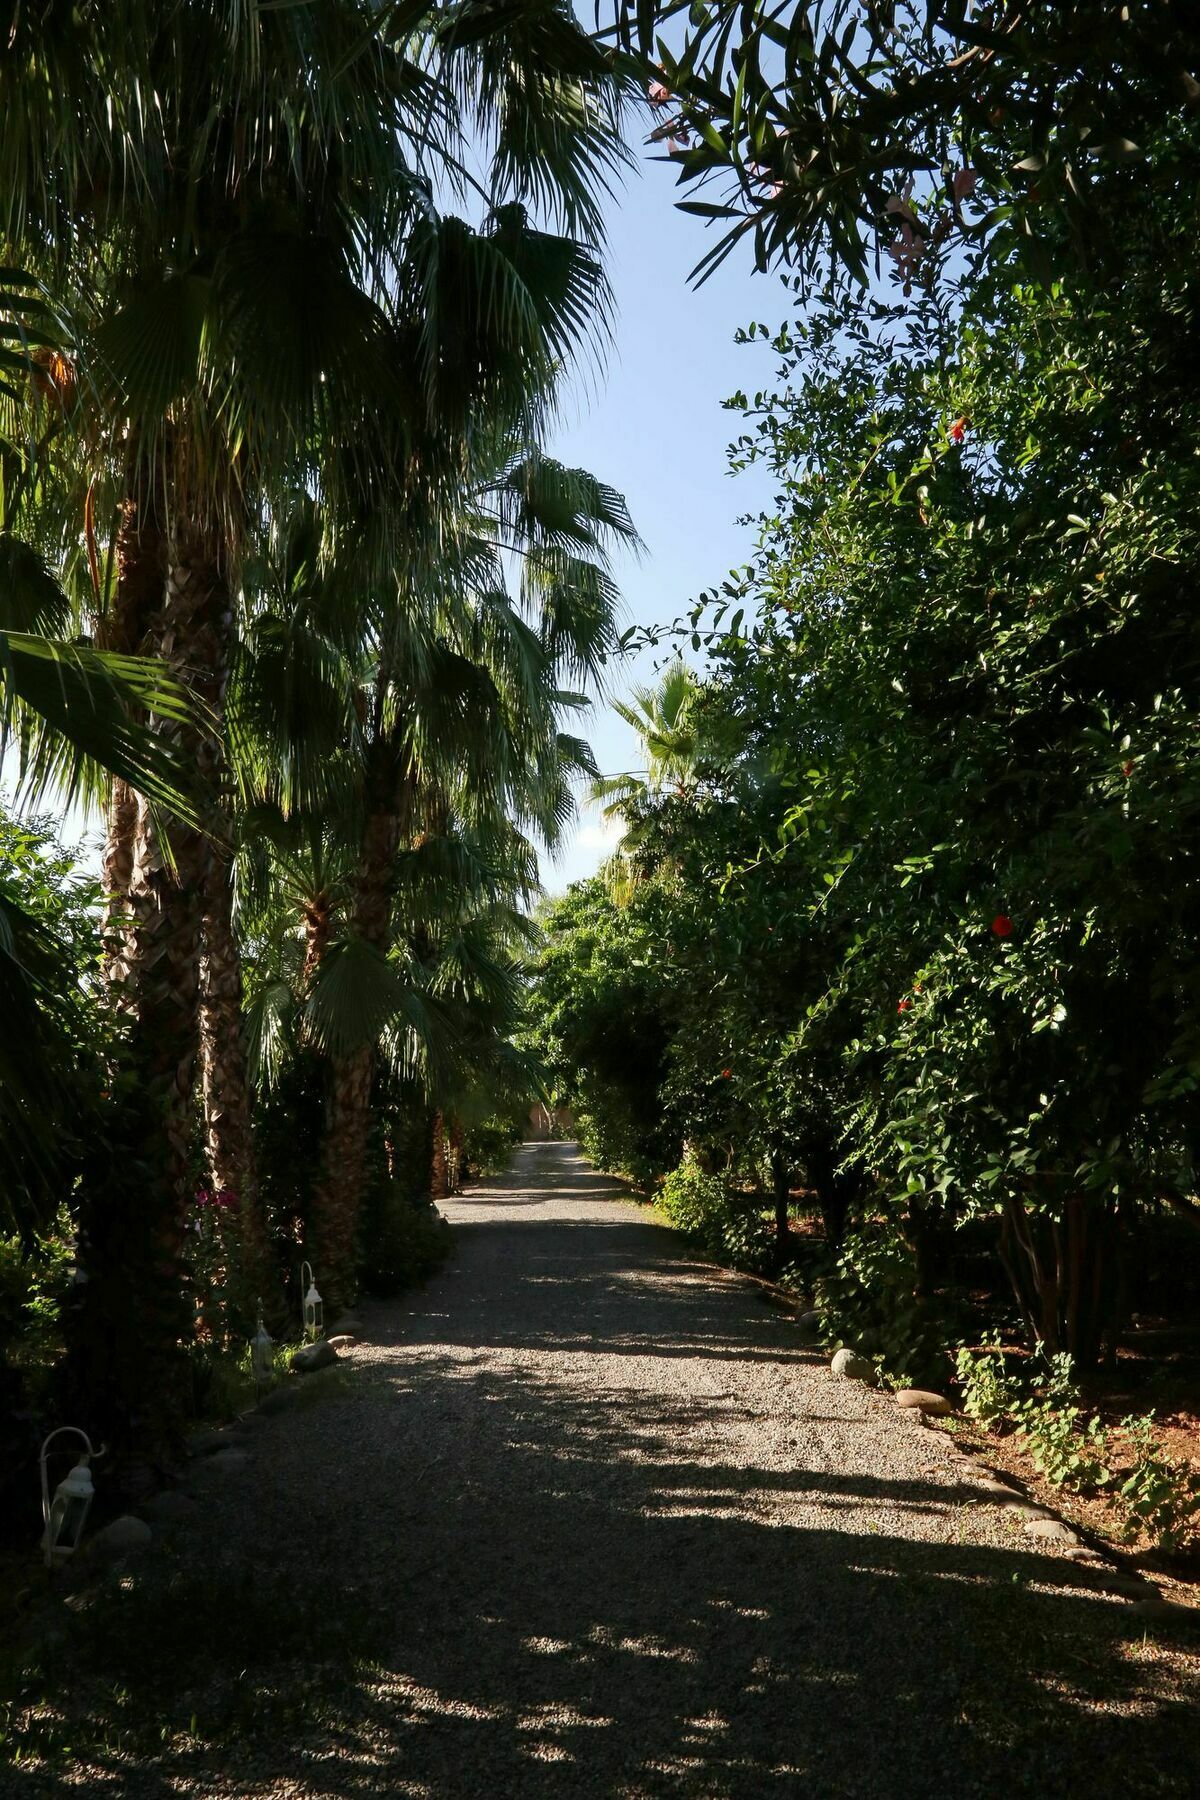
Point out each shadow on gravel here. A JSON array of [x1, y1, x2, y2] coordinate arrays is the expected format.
[[14, 1369, 1198, 1800], [8, 1146, 1200, 1798], [397, 1219, 824, 1366]]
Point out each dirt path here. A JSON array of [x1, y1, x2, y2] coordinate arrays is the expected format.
[[25, 1143, 1200, 1797]]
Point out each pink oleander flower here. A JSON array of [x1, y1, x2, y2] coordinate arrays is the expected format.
[[887, 220, 923, 285], [649, 80, 671, 107]]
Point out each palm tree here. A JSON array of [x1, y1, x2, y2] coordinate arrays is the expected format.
[[4, 2, 631, 1457], [586, 658, 745, 899], [28, 7, 629, 1454], [589, 658, 706, 816], [301, 445, 637, 1304], [1, 269, 201, 1238]]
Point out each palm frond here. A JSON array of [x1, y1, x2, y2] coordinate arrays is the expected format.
[[0, 630, 205, 820]]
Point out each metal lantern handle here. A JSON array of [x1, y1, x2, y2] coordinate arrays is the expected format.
[[39, 1426, 105, 1569]]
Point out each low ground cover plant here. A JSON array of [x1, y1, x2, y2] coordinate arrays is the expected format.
[[956, 1340, 1200, 1551]]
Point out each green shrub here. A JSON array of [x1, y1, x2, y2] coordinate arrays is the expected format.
[[1014, 1394, 1110, 1491], [466, 1117, 522, 1175], [814, 1226, 948, 1389], [656, 1159, 775, 1272], [360, 1190, 454, 1298], [956, 1334, 1022, 1429], [1, 1221, 74, 1539], [181, 1332, 298, 1423], [1113, 1416, 1200, 1552], [957, 1341, 1113, 1493]]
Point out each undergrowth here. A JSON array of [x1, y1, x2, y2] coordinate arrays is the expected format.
[[956, 1338, 1200, 1553]]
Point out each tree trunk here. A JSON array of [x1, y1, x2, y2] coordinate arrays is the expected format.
[[302, 890, 334, 984], [69, 526, 231, 1474], [308, 758, 409, 1308], [98, 489, 163, 981], [998, 1189, 1121, 1368], [448, 1116, 466, 1191], [769, 1146, 791, 1257], [431, 1111, 449, 1200], [199, 850, 274, 1330], [803, 1139, 857, 1249]]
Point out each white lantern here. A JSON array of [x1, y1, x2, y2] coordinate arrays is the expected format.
[[300, 1261, 324, 1340], [251, 1304, 274, 1395], [40, 1427, 101, 1568]]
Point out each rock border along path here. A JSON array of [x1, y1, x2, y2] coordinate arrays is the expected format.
[[46, 1143, 1200, 1796]]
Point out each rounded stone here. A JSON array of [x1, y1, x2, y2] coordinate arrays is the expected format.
[[187, 1427, 238, 1458], [1128, 1594, 1180, 1619], [1023, 1515, 1078, 1544], [977, 1478, 1025, 1501], [95, 1514, 153, 1556], [189, 1448, 250, 1476], [141, 1490, 198, 1526], [894, 1388, 954, 1416], [291, 1339, 338, 1373], [258, 1384, 301, 1416], [830, 1347, 875, 1382]]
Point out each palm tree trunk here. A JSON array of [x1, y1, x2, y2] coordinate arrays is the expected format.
[[431, 1110, 449, 1200], [199, 849, 274, 1329], [449, 1116, 466, 1191], [302, 891, 334, 983], [70, 524, 231, 1472], [98, 488, 163, 980], [308, 771, 406, 1308]]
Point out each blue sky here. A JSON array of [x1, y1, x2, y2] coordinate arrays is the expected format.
[[542, 148, 777, 892]]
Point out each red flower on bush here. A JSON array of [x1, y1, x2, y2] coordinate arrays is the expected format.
[[897, 998, 912, 1013], [1123, 760, 1134, 778], [949, 416, 969, 445], [721, 1067, 733, 1079], [991, 914, 1013, 938]]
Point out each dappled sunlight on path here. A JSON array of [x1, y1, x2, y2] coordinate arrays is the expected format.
[[32, 1143, 1200, 1798]]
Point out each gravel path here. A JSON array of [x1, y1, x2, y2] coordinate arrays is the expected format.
[[37, 1143, 1200, 1797]]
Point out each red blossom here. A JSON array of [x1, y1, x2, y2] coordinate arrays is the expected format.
[[991, 914, 1013, 938], [949, 416, 969, 444], [721, 1067, 733, 1079], [1123, 760, 1135, 778], [897, 998, 912, 1013]]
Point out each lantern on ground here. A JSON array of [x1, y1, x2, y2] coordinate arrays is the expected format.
[[40, 1427, 101, 1569], [251, 1303, 274, 1396], [300, 1261, 324, 1340]]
